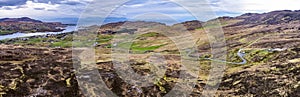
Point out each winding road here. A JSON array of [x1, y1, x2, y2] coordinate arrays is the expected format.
[[202, 49, 247, 65]]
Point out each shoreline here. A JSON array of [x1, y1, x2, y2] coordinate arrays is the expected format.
[[0, 29, 66, 36], [0, 26, 76, 40]]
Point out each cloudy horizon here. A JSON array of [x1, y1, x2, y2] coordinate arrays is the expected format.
[[1, 0, 300, 24]]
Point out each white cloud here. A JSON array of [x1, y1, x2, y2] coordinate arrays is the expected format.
[[0, 0, 89, 19], [0, 1, 58, 18], [209, 0, 300, 15], [122, 0, 171, 8], [2, 0, 300, 24], [77, 0, 219, 25], [101, 0, 199, 19]]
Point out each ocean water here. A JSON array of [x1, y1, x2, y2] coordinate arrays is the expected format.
[[0, 26, 76, 40]]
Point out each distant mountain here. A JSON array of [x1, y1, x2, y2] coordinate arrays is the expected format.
[[84, 9, 300, 36], [0, 17, 68, 35], [0, 17, 43, 23], [77, 17, 128, 26], [172, 20, 203, 30], [41, 17, 79, 24], [98, 21, 166, 34], [41, 17, 129, 26], [233, 10, 300, 25]]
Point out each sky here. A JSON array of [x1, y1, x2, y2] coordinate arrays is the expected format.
[[1, 0, 300, 24]]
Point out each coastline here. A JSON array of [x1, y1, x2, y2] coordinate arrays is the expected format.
[[0, 29, 66, 35], [0, 26, 76, 40]]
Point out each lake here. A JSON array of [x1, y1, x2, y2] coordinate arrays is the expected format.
[[0, 26, 77, 40]]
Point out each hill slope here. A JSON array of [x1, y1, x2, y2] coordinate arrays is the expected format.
[[1, 10, 300, 96]]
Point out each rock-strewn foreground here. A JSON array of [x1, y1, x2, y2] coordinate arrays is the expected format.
[[0, 45, 82, 96], [217, 48, 300, 96], [0, 45, 299, 97]]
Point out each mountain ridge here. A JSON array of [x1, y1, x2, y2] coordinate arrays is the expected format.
[[0, 17, 43, 23], [0, 17, 68, 35]]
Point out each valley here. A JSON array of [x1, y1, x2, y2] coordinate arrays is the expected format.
[[0, 10, 300, 96]]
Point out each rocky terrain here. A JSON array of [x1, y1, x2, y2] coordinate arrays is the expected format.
[[0, 45, 82, 96], [217, 49, 300, 96], [0, 45, 299, 97], [0, 10, 300, 96]]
